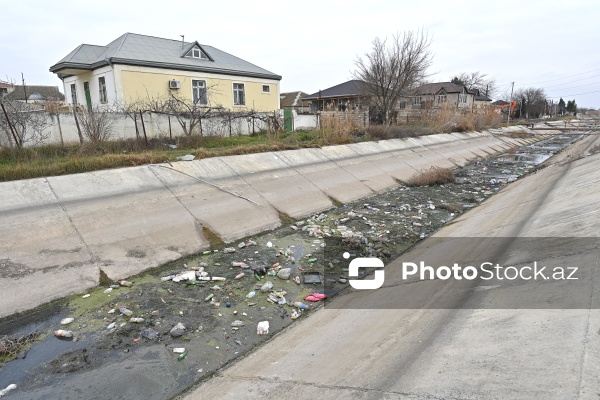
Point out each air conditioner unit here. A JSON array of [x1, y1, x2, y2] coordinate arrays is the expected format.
[[169, 80, 181, 89]]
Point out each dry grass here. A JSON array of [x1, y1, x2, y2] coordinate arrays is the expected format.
[[0, 332, 40, 362], [319, 112, 363, 144], [406, 166, 455, 187]]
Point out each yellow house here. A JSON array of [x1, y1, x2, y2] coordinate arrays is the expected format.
[[49, 33, 281, 112]]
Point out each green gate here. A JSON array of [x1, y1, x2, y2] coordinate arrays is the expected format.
[[283, 109, 293, 132]]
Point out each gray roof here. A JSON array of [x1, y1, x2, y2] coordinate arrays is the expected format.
[[413, 82, 469, 95], [50, 33, 281, 80], [303, 80, 366, 100], [5, 85, 65, 101], [280, 91, 310, 108]]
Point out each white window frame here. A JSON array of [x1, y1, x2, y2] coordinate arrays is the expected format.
[[185, 46, 209, 60], [98, 76, 108, 104], [233, 83, 245, 106], [458, 89, 468, 104], [437, 94, 447, 104], [414, 96, 422, 105], [70, 83, 78, 105], [262, 84, 270, 93], [399, 101, 406, 109], [192, 79, 208, 105]]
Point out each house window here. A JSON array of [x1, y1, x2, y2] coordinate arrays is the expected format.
[[192, 80, 208, 105], [233, 83, 245, 106], [70, 84, 78, 105], [414, 96, 422, 105], [262, 85, 270, 93], [459, 92, 467, 104], [98, 77, 108, 104], [185, 46, 209, 60], [437, 94, 447, 103], [399, 101, 406, 109]]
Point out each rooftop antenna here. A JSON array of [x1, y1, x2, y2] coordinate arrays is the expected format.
[[180, 35, 184, 50]]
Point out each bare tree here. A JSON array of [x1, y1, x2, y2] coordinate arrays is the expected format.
[[354, 29, 433, 124], [0, 97, 50, 148], [77, 106, 116, 142], [514, 87, 547, 119], [450, 71, 496, 98]]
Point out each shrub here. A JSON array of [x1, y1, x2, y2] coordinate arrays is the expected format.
[[406, 166, 455, 186]]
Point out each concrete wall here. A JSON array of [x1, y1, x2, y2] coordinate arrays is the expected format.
[[0, 128, 550, 317], [9, 111, 274, 146]]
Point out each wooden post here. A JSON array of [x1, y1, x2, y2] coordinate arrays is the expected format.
[[71, 106, 84, 145], [1, 102, 20, 147], [56, 112, 64, 147], [133, 113, 140, 141], [139, 110, 148, 147], [168, 114, 172, 139]]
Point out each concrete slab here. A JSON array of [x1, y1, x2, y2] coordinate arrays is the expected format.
[[274, 148, 374, 204], [218, 152, 333, 218], [318, 144, 397, 192], [149, 159, 281, 242], [46, 167, 208, 280]]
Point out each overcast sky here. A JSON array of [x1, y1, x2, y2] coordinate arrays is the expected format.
[[2, 0, 599, 108]]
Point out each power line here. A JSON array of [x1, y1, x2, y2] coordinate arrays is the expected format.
[[542, 74, 600, 89], [517, 67, 600, 86], [546, 81, 600, 93], [546, 89, 600, 99]]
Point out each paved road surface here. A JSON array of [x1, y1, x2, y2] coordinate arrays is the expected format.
[[183, 134, 600, 399]]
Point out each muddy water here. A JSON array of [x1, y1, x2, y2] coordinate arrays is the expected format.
[[0, 132, 583, 400]]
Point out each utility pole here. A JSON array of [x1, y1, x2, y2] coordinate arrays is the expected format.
[[21, 72, 27, 103], [507, 82, 514, 124]]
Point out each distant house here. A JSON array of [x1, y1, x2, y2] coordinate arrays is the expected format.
[[4, 85, 64, 102], [280, 91, 311, 113], [302, 80, 369, 113], [472, 88, 492, 109], [49, 33, 281, 111], [410, 82, 474, 110], [0, 80, 14, 97]]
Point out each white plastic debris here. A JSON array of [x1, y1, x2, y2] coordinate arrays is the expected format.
[[0, 384, 17, 397], [60, 317, 74, 325], [177, 154, 195, 161], [266, 241, 273, 248], [257, 321, 270, 335], [82, 294, 90, 299], [173, 348, 186, 354]]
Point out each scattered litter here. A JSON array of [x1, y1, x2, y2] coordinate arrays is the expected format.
[[60, 318, 74, 325], [173, 348, 186, 354], [257, 321, 270, 335], [0, 384, 17, 398], [54, 330, 73, 338], [82, 294, 90, 299], [177, 154, 195, 161]]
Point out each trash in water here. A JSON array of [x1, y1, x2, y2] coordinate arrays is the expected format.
[[303, 272, 322, 284], [54, 329, 73, 338], [60, 317, 74, 325]]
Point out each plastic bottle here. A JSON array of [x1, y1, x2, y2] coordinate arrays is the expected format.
[[54, 329, 73, 338], [293, 302, 309, 309], [120, 280, 133, 287], [178, 350, 188, 361], [120, 306, 133, 316]]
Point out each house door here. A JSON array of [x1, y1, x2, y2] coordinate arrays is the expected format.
[[83, 81, 92, 110], [283, 109, 293, 132]]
